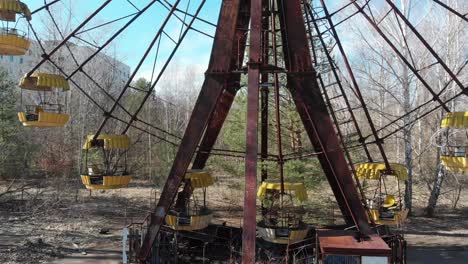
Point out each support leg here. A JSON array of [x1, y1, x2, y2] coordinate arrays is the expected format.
[[242, 0, 262, 262], [139, 0, 247, 260], [278, 0, 372, 235]]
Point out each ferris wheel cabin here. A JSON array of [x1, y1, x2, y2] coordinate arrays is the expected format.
[[18, 73, 71, 127], [165, 170, 214, 231], [356, 162, 409, 227], [440, 112, 468, 172], [0, 0, 31, 55], [80, 134, 132, 190], [256, 181, 309, 244]]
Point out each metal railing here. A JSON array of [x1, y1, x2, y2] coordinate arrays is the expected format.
[[0, 27, 28, 38]]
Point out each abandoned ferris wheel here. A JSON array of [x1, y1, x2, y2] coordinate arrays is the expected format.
[[1, 0, 466, 263]]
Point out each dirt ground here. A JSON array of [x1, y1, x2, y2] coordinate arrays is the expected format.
[[0, 180, 467, 263]]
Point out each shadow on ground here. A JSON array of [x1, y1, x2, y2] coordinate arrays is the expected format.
[[408, 245, 468, 264]]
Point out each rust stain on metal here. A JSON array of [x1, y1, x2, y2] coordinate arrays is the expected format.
[[278, 0, 372, 234], [318, 229, 391, 256], [139, 0, 248, 261]]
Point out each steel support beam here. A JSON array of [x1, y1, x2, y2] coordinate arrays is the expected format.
[[349, 1, 453, 110], [242, 0, 262, 262], [192, 0, 251, 169], [432, 0, 468, 22], [138, 0, 247, 260], [278, 0, 372, 235], [260, 86, 269, 182], [319, 0, 392, 170], [192, 89, 237, 168], [177, 0, 251, 214], [260, 0, 270, 183], [27, 0, 113, 76], [139, 79, 225, 261], [305, 3, 372, 163], [385, 0, 466, 94], [141, 0, 379, 261]]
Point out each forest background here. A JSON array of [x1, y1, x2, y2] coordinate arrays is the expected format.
[[0, 0, 466, 220]]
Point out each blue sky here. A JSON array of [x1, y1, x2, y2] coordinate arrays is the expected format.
[[24, 0, 223, 80], [20, 0, 442, 83], [21, 0, 367, 81]]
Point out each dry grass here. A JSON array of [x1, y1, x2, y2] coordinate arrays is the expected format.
[[0, 176, 467, 263]]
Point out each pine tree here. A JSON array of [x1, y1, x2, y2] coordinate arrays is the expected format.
[[0, 67, 21, 179]]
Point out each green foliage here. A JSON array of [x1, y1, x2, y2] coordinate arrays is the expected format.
[[209, 79, 325, 190], [222, 89, 247, 151], [0, 68, 29, 178], [125, 78, 150, 113], [0, 70, 17, 137], [284, 159, 324, 188], [259, 159, 324, 188], [213, 89, 247, 177]]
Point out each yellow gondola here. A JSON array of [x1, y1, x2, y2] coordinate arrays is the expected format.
[[0, 0, 31, 55], [81, 135, 132, 190], [356, 162, 409, 227], [17, 73, 70, 127], [441, 112, 468, 128], [165, 170, 213, 231], [257, 181, 309, 244], [439, 112, 467, 172]]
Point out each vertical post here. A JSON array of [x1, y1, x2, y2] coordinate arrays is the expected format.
[[260, 0, 270, 184], [270, 0, 284, 192], [242, 0, 262, 262], [260, 87, 269, 183]]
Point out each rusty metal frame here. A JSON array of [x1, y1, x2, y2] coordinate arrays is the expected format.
[[432, 0, 468, 22], [384, 0, 466, 94], [349, 1, 452, 111], [242, 0, 262, 261], [260, 0, 270, 184], [319, 0, 393, 170], [138, 0, 250, 261], [320, 0, 391, 172], [94, 0, 183, 139], [317, 74, 375, 225], [27, 0, 113, 76], [192, 89, 238, 168], [130, 0, 436, 261], [270, 0, 285, 192], [278, 0, 372, 235], [304, 2, 372, 163]]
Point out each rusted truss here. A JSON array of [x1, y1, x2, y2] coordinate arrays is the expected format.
[[139, 0, 373, 262], [23, 1, 466, 262]]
